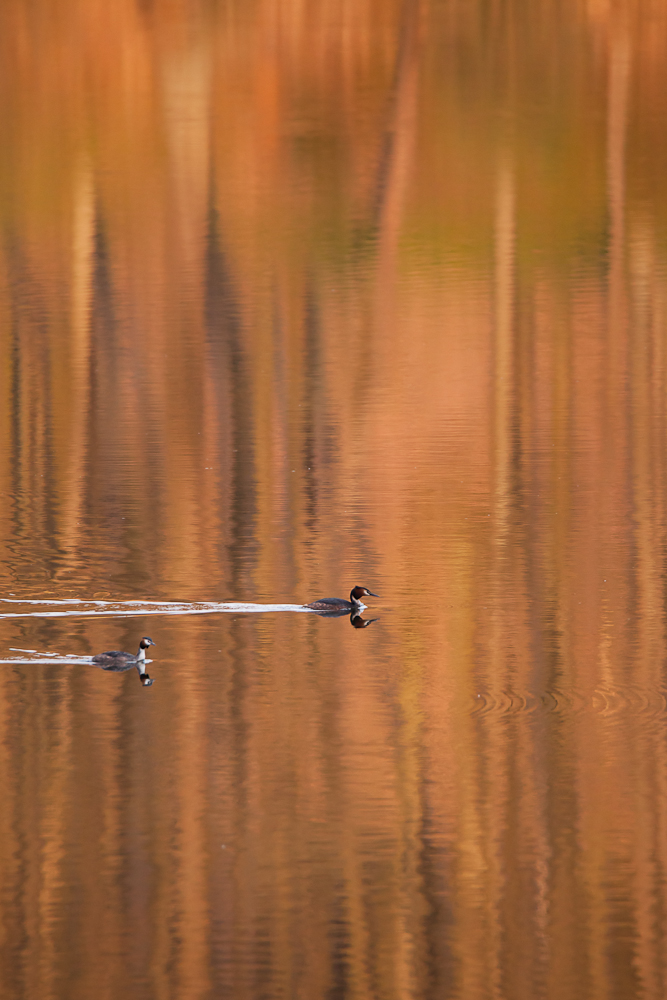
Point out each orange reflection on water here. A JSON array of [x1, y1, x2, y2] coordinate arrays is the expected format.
[[0, 1, 667, 999]]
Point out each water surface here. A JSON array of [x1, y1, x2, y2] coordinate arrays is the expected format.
[[1, 2, 667, 998]]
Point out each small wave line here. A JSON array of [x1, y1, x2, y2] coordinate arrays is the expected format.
[[0, 600, 314, 620]]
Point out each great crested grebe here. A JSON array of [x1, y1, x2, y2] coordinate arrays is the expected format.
[[304, 586, 379, 612], [92, 636, 156, 686]]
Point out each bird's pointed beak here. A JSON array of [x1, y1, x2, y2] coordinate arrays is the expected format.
[[367, 591, 380, 598]]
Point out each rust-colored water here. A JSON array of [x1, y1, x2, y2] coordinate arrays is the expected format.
[[1, 2, 667, 998]]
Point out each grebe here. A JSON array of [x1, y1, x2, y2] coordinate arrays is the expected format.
[[92, 637, 156, 686], [305, 586, 379, 612], [307, 606, 378, 627]]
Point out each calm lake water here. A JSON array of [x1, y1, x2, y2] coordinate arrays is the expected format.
[[1, 2, 667, 998]]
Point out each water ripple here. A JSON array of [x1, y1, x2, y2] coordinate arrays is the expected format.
[[0, 598, 314, 619], [0, 647, 158, 666], [472, 685, 667, 720]]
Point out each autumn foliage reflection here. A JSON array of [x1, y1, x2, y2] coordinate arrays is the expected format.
[[0, 1, 666, 998]]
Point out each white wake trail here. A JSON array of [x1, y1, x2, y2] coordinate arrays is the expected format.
[[0, 598, 314, 620]]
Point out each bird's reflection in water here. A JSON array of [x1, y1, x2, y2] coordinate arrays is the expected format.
[[311, 608, 379, 628], [350, 613, 378, 629], [93, 659, 155, 686]]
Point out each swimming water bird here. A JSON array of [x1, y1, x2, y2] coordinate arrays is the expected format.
[[92, 637, 156, 686], [304, 586, 380, 613]]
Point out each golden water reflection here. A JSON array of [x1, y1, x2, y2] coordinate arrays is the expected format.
[[1, 1, 667, 997]]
